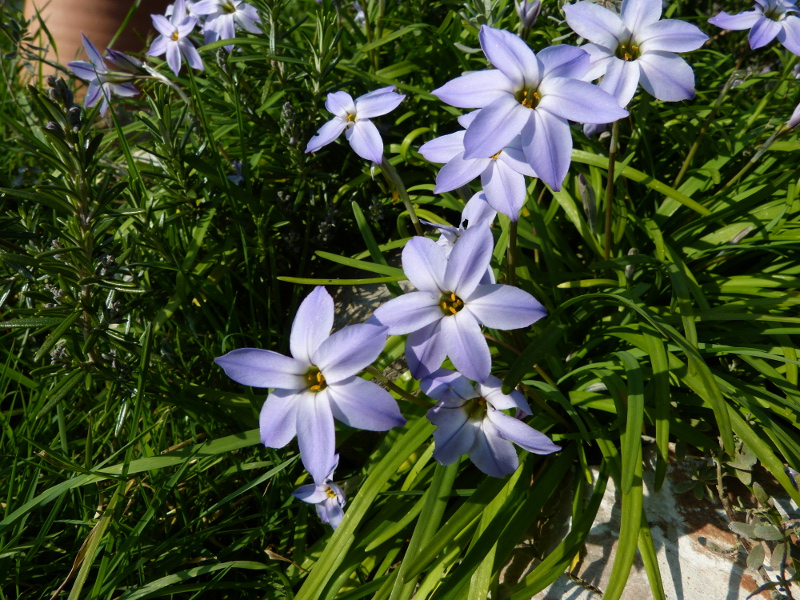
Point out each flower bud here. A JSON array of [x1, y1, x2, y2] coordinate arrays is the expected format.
[[515, 0, 541, 29]]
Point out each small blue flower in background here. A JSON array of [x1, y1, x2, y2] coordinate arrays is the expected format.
[[515, 0, 542, 30], [148, 0, 204, 76], [292, 454, 347, 529], [563, 0, 708, 108], [215, 286, 405, 483], [306, 86, 406, 164], [425, 192, 497, 258], [709, 0, 800, 56], [372, 224, 546, 382], [432, 26, 628, 191], [68, 35, 139, 115], [192, 0, 262, 50], [419, 110, 537, 220], [421, 369, 560, 477]]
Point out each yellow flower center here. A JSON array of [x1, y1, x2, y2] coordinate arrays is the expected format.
[[346, 113, 356, 123], [466, 397, 488, 420], [171, 31, 180, 41], [439, 292, 465, 315], [616, 42, 640, 61], [304, 367, 327, 392], [517, 88, 540, 109], [222, 1, 237, 13], [325, 487, 337, 499]]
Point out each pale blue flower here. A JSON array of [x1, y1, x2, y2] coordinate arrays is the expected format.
[[515, 0, 542, 30], [427, 192, 497, 257], [147, 0, 204, 76], [419, 111, 536, 220], [432, 26, 628, 191], [372, 224, 546, 382], [564, 0, 708, 108], [292, 454, 346, 529], [67, 35, 139, 115], [306, 86, 406, 164], [192, 0, 261, 51], [709, 0, 800, 55], [215, 287, 406, 483], [421, 369, 560, 477]]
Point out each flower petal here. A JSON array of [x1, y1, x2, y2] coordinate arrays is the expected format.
[[292, 483, 329, 504], [637, 51, 695, 101], [147, 36, 168, 58], [749, 15, 781, 48], [259, 388, 302, 448], [355, 87, 405, 119], [462, 95, 532, 159], [166, 42, 182, 75], [499, 140, 537, 176], [306, 117, 347, 154], [481, 160, 526, 220], [432, 70, 515, 109], [465, 283, 546, 330], [479, 375, 530, 412], [462, 191, 498, 227], [538, 77, 628, 124], [290, 286, 334, 365], [328, 376, 406, 430], [639, 19, 708, 53], [180, 41, 204, 71], [402, 235, 448, 293], [346, 120, 384, 163], [778, 17, 800, 55], [443, 223, 494, 298], [151, 14, 176, 37], [296, 393, 336, 483], [215, 348, 307, 388], [469, 419, 518, 477], [68, 60, 98, 81], [441, 311, 491, 382], [372, 292, 442, 335], [433, 152, 488, 193], [708, 11, 761, 31], [85, 81, 102, 108], [419, 131, 466, 164], [313, 323, 388, 383], [420, 368, 477, 402], [406, 320, 448, 379], [487, 409, 561, 454], [112, 83, 139, 97], [537, 43, 591, 80], [478, 25, 540, 88], [563, 1, 626, 50], [81, 34, 106, 68], [319, 494, 345, 528], [325, 90, 356, 119], [597, 57, 640, 108], [522, 110, 572, 191], [427, 403, 477, 465], [620, 0, 662, 33]]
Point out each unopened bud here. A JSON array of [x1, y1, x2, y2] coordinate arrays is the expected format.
[[515, 0, 541, 29], [578, 173, 596, 233]]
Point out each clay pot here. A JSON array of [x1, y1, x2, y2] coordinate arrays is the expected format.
[[25, 0, 169, 62]]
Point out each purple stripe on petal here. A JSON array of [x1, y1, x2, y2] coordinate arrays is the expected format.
[[462, 95, 532, 159], [465, 283, 546, 329], [419, 131, 466, 164], [147, 36, 168, 58], [433, 152, 488, 193], [432, 70, 515, 109], [479, 375, 530, 413], [478, 25, 541, 88], [469, 419, 518, 477], [180, 41, 204, 71], [296, 393, 336, 483], [420, 368, 477, 402], [637, 51, 695, 101], [328, 376, 406, 430], [778, 16, 800, 55], [708, 10, 761, 31], [598, 58, 640, 109], [538, 77, 628, 124], [537, 44, 591, 80], [215, 347, 307, 388], [166, 42, 182, 75], [372, 291, 442, 335], [563, 2, 626, 51], [402, 235, 448, 294], [522, 110, 572, 192], [326, 91, 356, 118], [406, 320, 448, 379], [292, 483, 329, 503], [306, 118, 347, 154], [427, 403, 476, 465], [260, 388, 303, 448], [481, 160, 526, 220], [355, 88, 405, 119], [441, 312, 491, 383], [749, 16, 781, 48], [638, 19, 708, 53], [620, 0, 662, 33], [346, 120, 384, 163], [313, 323, 388, 383], [443, 224, 494, 298], [487, 409, 561, 454], [151, 14, 175, 37], [290, 286, 334, 365]]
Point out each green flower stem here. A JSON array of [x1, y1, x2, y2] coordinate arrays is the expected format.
[[507, 219, 518, 287], [719, 124, 787, 193], [363, 0, 378, 72], [380, 158, 424, 236], [365, 366, 432, 408], [603, 120, 621, 263]]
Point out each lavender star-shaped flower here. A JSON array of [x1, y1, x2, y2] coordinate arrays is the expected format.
[[306, 86, 405, 164], [372, 224, 546, 382], [563, 0, 708, 108], [192, 0, 261, 51], [421, 369, 560, 477], [709, 0, 800, 56], [215, 286, 406, 482], [147, 0, 204, 76], [432, 26, 628, 191], [292, 454, 347, 529], [67, 35, 139, 115], [427, 191, 497, 257], [419, 111, 537, 220]]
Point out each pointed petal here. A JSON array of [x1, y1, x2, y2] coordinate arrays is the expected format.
[[290, 286, 334, 365], [433, 152, 487, 193], [522, 110, 572, 191], [597, 58, 640, 108], [419, 131, 466, 164], [538, 77, 628, 124], [462, 95, 532, 159], [325, 91, 356, 119], [749, 15, 781, 48], [537, 43, 591, 79], [296, 393, 336, 482], [582, 44, 616, 81], [313, 323, 388, 383], [469, 419, 518, 477], [457, 109, 481, 129], [215, 348, 307, 388], [177, 17, 199, 37], [259, 388, 302, 448], [778, 17, 800, 55], [481, 160, 526, 220], [637, 51, 695, 101], [166, 42, 182, 75], [620, 0, 662, 33], [147, 36, 168, 58], [462, 191, 498, 227], [479, 375, 530, 412], [443, 224, 494, 298], [236, 5, 262, 33], [84, 82, 102, 108], [328, 376, 406, 430], [180, 41, 204, 71], [406, 320, 448, 379], [432, 70, 515, 109], [355, 88, 405, 119], [428, 404, 477, 465], [151, 14, 176, 37], [708, 11, 761, 30], [639, 19, 708, 53], [81, 34, 106, 68], [465, 283, 547, 330], [499, 140, 537, 176], [420, 369, 477, 402], [306, 118, 347, 154], [292, 483, 329, 504], [372, 292, 442, 335], [478, 25, 540, 88], [563, 2, 626, 50], [68, 60, 98, 81], [402, 235, 447, 293], [319, 495, 345, 528], [487, 409, 561, 454], [111, 83, 139, 97], [789, 101, 800, 129], [346, 120, 384, 163], [441, 312, 491, 382]]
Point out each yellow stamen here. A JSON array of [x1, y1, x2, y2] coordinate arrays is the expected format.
[[171, 31, 180, 41], [440, 292, 465, 315]]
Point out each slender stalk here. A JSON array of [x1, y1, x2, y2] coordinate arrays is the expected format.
[[362, 0, 378, 72], [365, 366, 432, 408], [381, 158, 423, 236], [507, 219, 518, 287], [603, 120, 620, 263]]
